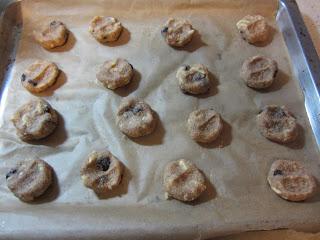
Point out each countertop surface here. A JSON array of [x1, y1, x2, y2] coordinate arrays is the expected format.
[[216, 0, 320, 239]]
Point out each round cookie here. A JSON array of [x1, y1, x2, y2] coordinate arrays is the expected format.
[[161, 18, 195, 47], [11, 99, 59, 141], [116, 98, 157, 138], [236, 15, 270, 44], [21, 60, 59, 93], [257, 105, 298, 143], [241, 55, 278, 89], [163, 159, 206, 202], [267, 160, 317, 202], [80, 151, 123, 193], [33, 20, 69, 49], [176, 64, 210, 94], [89, 16, 122, 43], [96, 58, 133, 90], [187, 108, 223, 143], [6, 159, 53, 202]]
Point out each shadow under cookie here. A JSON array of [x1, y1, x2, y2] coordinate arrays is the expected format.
[[29, 170, 60, 204], [103, 27, 131, 47], [94, 164, 132, 199], [198, 119, 232, 149], [33, 70, 67, 97], [114, 69, 141, 97], [47, 31, 77, 52], [128, 112, 165, 146], [172, 30, 207, 52], [27, 112, 68, 147]]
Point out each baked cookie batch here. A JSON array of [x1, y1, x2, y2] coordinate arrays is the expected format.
[[6, 15, 317, 203]]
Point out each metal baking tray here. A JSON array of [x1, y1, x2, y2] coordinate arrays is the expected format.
[[0, 0, 319, 239]]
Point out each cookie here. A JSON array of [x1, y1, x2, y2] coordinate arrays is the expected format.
[[89, 16, 122, 43], [11, 99, 59, 141], [236, 15, 270, 44], [116, 98, 157, 138], [96, 58, 133, 90], [21, 60, 60, 93], [6, 159, 53, 202], [176, 64, 210, 94], [33, 20, 69, 49], [187, 108, 223, 143], [241, 55, 278, 89], [81, 151, 123, 193], [161, 18, 195, 47], [257, 105, 298, 143], [163, 159, 206, 202], [267, 160, 317, 202]]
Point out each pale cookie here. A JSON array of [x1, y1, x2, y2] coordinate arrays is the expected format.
[[21, 60, 59, 93], [96, 58, 133, 90], [267, 160, 317, 202], [81, 151, 123, 193], [11, 99, 59, 141], [116, 98, 157, 138], [176, 64, 210, 94], [6, 159, 53, 202], [33, 20, 69, 49], [257, 105, 298, 143], [241, 55, 278, 89], [89, 16, 122, 43], [161, 18, 195, 47], [163, 159, 206, 202], [187, 108, 223, 143], [236, 15, 270, 44]]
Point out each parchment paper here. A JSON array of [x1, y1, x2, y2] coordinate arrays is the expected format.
[[0, 0, 319, 239]]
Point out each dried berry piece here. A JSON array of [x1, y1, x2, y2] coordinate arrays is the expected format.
[[81, 151, 123, 193], [21, 74, 26, 82], [273, 169, 283, 176], [6, 168, 17, 179], [96, 157, 111, 171]]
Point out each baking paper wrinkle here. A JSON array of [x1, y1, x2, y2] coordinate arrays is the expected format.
[[0, 0, 319, 239]]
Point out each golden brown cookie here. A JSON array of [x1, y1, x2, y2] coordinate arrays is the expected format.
[[21, 60, 59, 93], [257, 105, 298, 143], [33, 20, 69, 49], [161, 18, 195, 47], [96, 58, 133, 90], [11, 99, 59, 141], [6, 159, 53, 202], [163, 159, 206, 202], [241, 55, 278, 89], [267, 160, 317, 202], [187, 108, 223, 143], [176, 64, 210, 94], [81, 151, 123, 193], [116, 98, 157, 138], [236, 15, 270, 44], [89, 16, 122, 43]]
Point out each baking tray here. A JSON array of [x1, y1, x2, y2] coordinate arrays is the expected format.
[[0, 0, 319, 239]]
